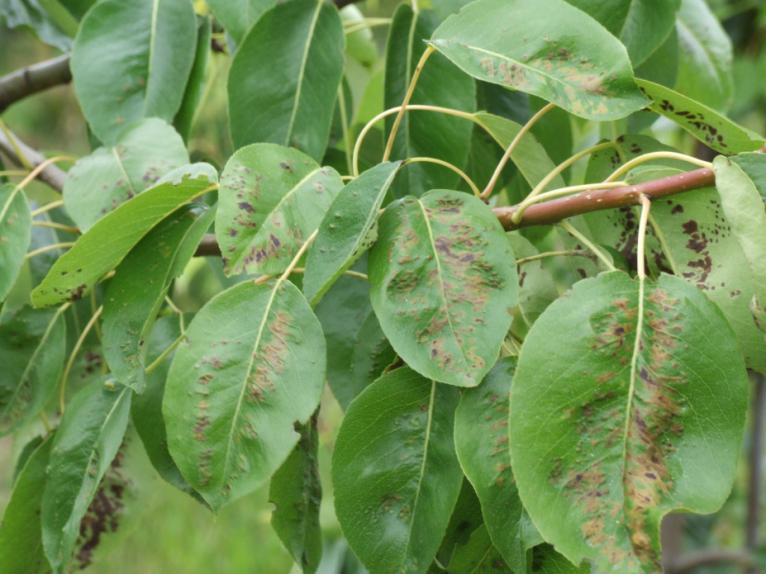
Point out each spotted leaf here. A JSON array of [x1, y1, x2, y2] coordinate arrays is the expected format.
[[71, 0, 198, 143], [42, 383, 131, 574], [102, 203, 214, 392], [216, 143, 343, 277], [0, 184, 31, 303], [369, 189, 517, 387], [303, 161, 402, 305], [636, 80, 764, 154], [31, 163, 218, 308], [333, 368, 463, 574], [63, 118, 188, 230], [163, 279, 326, 511], [430, 0, 648, 121], [269, 414, 322, 574], [511, 272, 748, 572], [0, 305, 67, 435], [228, 0, 344, 160], [454, 358, 529, 572]]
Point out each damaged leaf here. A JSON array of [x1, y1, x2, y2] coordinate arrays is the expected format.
[[511, 272, 748, 572], [216, 143, 343, 276], [369, 189, 517, 387], [430, 0, 648, 120], [163, 279, 325, 510]]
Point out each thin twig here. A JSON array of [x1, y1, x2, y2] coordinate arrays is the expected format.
[[0, 128, 68, 191], [0, 55, 72, 114]]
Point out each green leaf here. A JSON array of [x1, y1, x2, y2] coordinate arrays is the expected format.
[[0, 184, 31, 302], [216, 143, 343, 276], [472, 112, 564, 190], [70, 0, 198, 143], [163, 278, 325, 510], [0, 305, 66, 434], [131, 315, 197, 497], [0, 435, 53, 574], [447, 525, 511, 574], [102, 203, 214, 392], [333, 368, 463, 574], [173, 15, 212, 142], [713, 153, 766, 368], [42, 383, 131, 573], [369, 190, 517, 387], [63, 118, 189, 230], [531, 545, 591, 574], [303, 161, 401, 304], [206, 0, 275, 44], [384, 4, 475, 197], [675, 0, 733, 111], [454, 357, 528, 572], [31, 163, 217, 308], [636, 79, 765, 154], [511, 272, 748, 572], [315, 268, 395, 409], [269, 414, 322, 574], [430, 0, 648, 121], [566, 0, 680, 66], [0, 0, 77, 51], [228, 0, 345, 160]]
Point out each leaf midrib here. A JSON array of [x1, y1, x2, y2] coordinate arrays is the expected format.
[[284, 0, 324, 146], [415, 198, 472, 374]]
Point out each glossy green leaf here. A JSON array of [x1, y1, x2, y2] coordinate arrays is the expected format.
[[71, 0, 198, 143], [63, 118, 188, 230], [369, 190, 517, 387], [0, 305, 66, 434], [315, 269, 395, 409], [164, 279, 325, 510], [206, 0, 275, 44], [228, 0, 345, 160], [454, 358, 527, 573], [102, 203, 214, 391], [384, 4, 475, 197], [32, 163, 217, 308], [42, 383, 132, 573], [0, 184, 31, 302], [269, 414, 322, 574], [131, 315, 195, 496], [333, 368, 463, 574], [565, 0, 680, 66], [216, 143, 343, 276], [511, 272, 748, 572], [174, 15, 212, 141], [430, 0, 648, 121], [447, 525, 511, 574], [473, 112, 564, 190], [303, 161, 401, 304], [0, 435, 53, 574], [713, 153, 766, 366], [636, 79, 764, 154], [675, 0, 733, 111]]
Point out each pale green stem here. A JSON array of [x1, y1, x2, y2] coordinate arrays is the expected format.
[[382, 45, 436, 161], [25, 242, 75, 259], [404, 156, 481, 198], [59, 305, 103, 413], [481, 103, 556, 200], [516, 250, 591, 265], [559, 221, 616, 272], [604, 152, 712, 183]]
